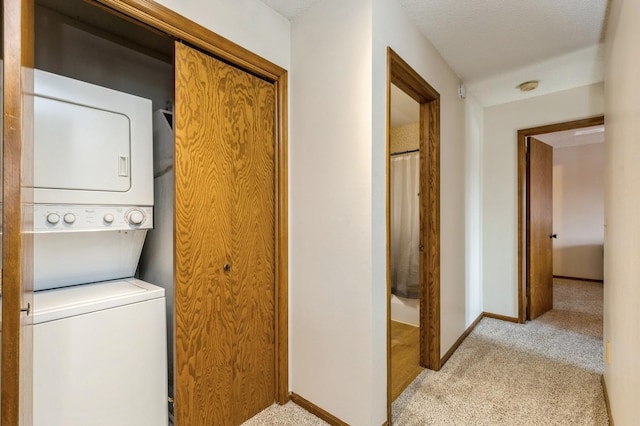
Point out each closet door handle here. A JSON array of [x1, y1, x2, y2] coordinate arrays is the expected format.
[[223, 263, 231, 273]]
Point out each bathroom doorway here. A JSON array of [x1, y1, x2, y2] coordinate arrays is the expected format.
[[386, 48, 441, 421], [389, 82, 422, 401]]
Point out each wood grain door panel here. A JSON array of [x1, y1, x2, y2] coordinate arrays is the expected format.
[[527, 137, 553, 320], [174, 42, 275, 425]]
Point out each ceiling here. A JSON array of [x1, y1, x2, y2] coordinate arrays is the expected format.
[[260, 0, 609, 105], [260, 0, 322, 20], [390, 84, 419, 127], [535, 125, 604, 149], [396, 0, 608, 83]]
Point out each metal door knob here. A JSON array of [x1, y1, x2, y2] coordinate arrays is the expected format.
[[223, 264, 231, 272]]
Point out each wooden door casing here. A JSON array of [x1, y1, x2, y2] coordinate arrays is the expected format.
[[517, 117, 604, 322], [386, 48, 441, 423], [527, 137, 553, 320], [174, 42, 276, 425], [2, 0, 35, 424]]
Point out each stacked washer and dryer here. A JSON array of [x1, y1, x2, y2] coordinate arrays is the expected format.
[[32, 69, 168, 425]]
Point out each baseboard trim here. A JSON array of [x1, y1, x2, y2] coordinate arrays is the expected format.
[[290, 393, 349, 426], [482, 312, 519, 323], [553, 275, 604, 284], [439, 313, 483, 367], [601, 375, 614, 426]]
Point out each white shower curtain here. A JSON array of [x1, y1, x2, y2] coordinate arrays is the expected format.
[[390, 152, 420, 299]]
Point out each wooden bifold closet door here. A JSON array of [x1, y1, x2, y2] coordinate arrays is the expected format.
[[174, 42, 276, 425]]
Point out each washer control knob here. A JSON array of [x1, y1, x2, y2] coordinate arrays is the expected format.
[[63, 213, 76, 224], [103, 213, 115, 224], [46, 213, 60, 225], [127, 209, 145, 225]]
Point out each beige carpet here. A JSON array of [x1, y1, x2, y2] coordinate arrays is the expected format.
[[242, 402, 330, 425], [245, 279, 607, 425]]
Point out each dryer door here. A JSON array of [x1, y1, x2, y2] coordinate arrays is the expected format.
[[33, 69, 153, 206], [34, 95, 131, 193]]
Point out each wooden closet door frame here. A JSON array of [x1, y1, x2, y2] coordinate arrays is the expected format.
[[88, 0, 290, 404], [2, 0, 35, 424]]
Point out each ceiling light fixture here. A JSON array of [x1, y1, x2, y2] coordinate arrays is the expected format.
[[518, 80, 539, 92]]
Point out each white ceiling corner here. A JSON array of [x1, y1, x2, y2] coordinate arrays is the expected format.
[[258, 0, 322, 20]]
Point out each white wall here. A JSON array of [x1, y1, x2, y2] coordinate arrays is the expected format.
[[290, 0, 481, 422], [155, 0, 290, 69], [465, 94, 484, 322], [552, 143, 604, 280], [35, 5, 173, 111], [603, 0, 640, 424], [290, 0, 375, 424], [482, 84, 604, 317]]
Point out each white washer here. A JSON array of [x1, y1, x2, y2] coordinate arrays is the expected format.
[[33, 279, 168, 426]]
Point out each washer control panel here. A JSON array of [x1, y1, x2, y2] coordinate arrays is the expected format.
[[34, 205, 153, 232]]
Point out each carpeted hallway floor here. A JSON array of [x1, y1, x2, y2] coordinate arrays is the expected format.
[[244, 278, 607, 425]]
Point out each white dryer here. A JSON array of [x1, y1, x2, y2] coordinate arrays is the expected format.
[[33, 68, 153, 206], [33, 279, 168, 426]]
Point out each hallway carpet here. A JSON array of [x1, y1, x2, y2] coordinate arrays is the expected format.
[[244, 279, 607, 425]]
